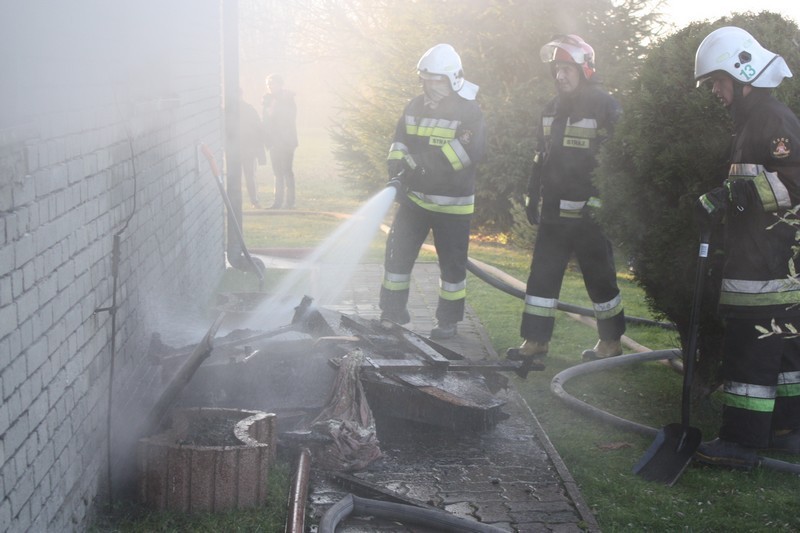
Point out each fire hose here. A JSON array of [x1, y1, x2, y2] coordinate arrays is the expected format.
[[318, 493, 507, 533], [465, 258, 674, 330]]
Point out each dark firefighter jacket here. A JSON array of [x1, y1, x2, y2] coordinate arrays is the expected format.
[[387, 92, 486, 215], [529, 83, 620, 223], [262, 90, 298, 150], [718, 88, 800, 319]]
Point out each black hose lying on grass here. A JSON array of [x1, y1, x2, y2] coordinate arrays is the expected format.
[[550, 350, 800, 475], [550, 349, 680, 438], [318, 493, 507, 533], [465, 258, 675, 330]]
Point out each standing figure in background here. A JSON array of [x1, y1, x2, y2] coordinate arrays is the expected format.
[[692, 27, 800, 467], [507, 34, 625, 363], [263, 74, 298, 209], [381, 43, 486, 340], [240, 88, 267, 208]]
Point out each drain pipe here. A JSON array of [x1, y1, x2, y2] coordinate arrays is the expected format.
[[95, 233, 123, 505], [285, 447, 312, 533], [95, 134, 139, 504], [319, 493, 507, 533]]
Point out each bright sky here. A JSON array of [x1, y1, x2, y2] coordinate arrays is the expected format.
[[661, 0, 800, 29]]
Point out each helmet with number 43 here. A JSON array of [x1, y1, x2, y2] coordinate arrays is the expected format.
[[694, 26, 792, 88]]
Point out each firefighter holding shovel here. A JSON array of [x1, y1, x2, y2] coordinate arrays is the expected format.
[[693, 27, 800, 468]]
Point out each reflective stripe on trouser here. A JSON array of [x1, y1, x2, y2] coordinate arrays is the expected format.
[[520, 220, 625, 342], [379, 202, 471, 324], [720, 317, 800, 448]]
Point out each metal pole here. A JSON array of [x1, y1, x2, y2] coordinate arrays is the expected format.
[[222, 0, 244, 268]]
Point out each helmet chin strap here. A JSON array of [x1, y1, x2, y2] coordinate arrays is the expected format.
[[729, 82, 749, 120], [733, 82, 746, 101]]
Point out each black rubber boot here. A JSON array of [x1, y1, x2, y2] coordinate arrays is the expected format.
[[379, 309, 411, 329], [285, 179, 295, 209], [506, 340, 549, 361], [769, 429, 800, 454], [430, 322, 457, 340], [581, 339, 623, 361], [695, 438, 758, 470]]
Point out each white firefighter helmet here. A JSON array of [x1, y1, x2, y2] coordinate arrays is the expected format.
[[540, 34, 596, 80], [694, 26, 792, 88], [417, 43, 479, 100]]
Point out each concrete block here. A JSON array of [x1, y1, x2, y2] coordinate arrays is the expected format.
[[2, 355, 25, 402], [0, 495, 10, 533], [4, 414, 29, 460], [51, 416, 72, 456], [0, 398, 10, 436], [15, 289, 37, 325], [0, 302, 16, 340], [1, 329, 20, 372], [56, 260, 75, 290], [13, 233, 34, 269], [27, 393, 49, 432], [36, 274, 57, 308], [13, 175, 35, 206], [51, 165, 69, 196]]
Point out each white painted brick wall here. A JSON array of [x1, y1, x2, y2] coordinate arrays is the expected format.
[[0, 1, 226, 531]]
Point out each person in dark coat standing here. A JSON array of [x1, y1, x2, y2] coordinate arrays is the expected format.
[[262, 74, 299, 209], [240, 89, 267, 208]]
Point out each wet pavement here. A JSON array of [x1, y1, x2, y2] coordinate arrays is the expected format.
[[301, 261, 599, 532]]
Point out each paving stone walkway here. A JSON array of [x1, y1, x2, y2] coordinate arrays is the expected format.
[[302, 260, 600, 532]]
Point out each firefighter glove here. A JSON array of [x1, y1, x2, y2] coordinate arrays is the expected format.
[[525, 195, 540, 225], [726, 178, 755, 212], [695, 186, 728, 228], [386, 171, 410, 205], [386, 169, 406, 190]]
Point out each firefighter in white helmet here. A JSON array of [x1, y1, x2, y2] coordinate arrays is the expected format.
[[381, 43, 486, 339], [692, 27, 800, 468], [507, 34, 626, 363]]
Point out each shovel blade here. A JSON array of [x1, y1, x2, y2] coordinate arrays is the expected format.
[[633, 424, 702, 486]]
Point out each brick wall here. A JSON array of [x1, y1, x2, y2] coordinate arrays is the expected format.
[[0, 2, 226, 530]]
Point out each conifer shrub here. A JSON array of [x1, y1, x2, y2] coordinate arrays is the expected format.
[[594, 12, 800, 391]]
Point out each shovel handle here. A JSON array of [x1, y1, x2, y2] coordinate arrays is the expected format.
[[198, 143, 265, 290], [681, 230, 711, 427], [199, 143, 221, 177]]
